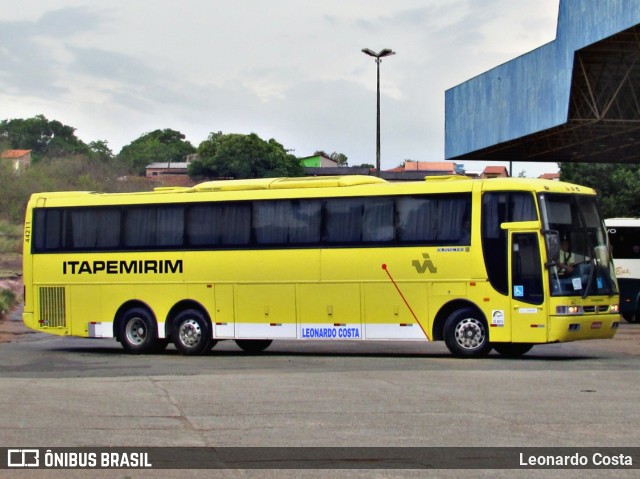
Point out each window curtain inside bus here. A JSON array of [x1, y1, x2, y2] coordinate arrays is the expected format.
[[437, 197, 469, 242], [187, 203, 251, 246], [125, 207, 183, 247], [221, 204, 251, 245], [362, 198, 395, 242], [156, 207, 184, 246], [397, 197, 433, 242], [397, 196, 469, 243], [254, 201, 291, 244], [188, 205, 224, 246], [254, 200, 323, 245], [70, 209, 121, 249], [512, 193, 537, 222], [483, 192, 537, 239], [289, 200, 321, 244], [324, 199, 363, 243]]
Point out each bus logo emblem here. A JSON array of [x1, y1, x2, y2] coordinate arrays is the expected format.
[[413, 254, 437, 274]]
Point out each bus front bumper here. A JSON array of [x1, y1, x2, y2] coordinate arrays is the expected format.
[[548, 314, 620, 342]]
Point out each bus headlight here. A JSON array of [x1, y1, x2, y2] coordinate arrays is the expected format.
[[610, 304, 620, 314], [556, 305, 582, 315]]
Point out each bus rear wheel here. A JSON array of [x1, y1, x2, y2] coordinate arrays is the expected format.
[[119, 308, 161, 354], [493, 343, 534, 357], [173, 309, 211, 356], [235, 339, 273, 353], [443, 308, 492, 358]]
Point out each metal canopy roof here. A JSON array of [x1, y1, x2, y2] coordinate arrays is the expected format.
[[449, 25, 640, 164]]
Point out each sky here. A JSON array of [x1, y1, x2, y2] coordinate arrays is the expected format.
[[0, 0, 561, 177]]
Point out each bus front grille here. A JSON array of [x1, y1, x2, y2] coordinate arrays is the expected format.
[[38, 287, 66, 328]]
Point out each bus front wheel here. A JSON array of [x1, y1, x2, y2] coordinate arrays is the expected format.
[[443, 308, 492, 358], [173, 309, 211, 355], [119, 308, 162, 354], [235, 339, 273, 353]]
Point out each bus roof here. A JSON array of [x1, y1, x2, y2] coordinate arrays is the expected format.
[[27, 175, 596, 207]]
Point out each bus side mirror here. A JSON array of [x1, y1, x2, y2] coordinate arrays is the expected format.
[[543, 230, 560, 266]]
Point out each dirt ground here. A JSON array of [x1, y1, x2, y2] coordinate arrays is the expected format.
[[0, 273, 29, 343], [0, 252, 26, 343]]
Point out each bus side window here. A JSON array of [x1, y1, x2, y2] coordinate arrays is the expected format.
[[323, 199, 363, 243], [33, 209, 62, 252], [362, 198, 394, 243]]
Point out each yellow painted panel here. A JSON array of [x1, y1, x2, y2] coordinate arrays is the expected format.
[[431, 282, 467, 297], [69, 285, 102, 337], [214, 284, 235, 338], [363, 283, 428, 325], [298, 284, 361, 325], [236, 284, 296, 324]]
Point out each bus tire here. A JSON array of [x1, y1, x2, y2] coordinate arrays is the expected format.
[[443, 308, 492, 358], [235, 339, 273, 353], [119, 308, 159, 354], [173, 309, 211, 356], [493, 343, 534, 357], [621, 313, 635, 323]]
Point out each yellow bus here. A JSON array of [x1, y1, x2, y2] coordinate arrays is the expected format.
[[22, 175, 620, 358]]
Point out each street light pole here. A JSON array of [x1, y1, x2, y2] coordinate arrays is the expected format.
[[362, 48, 395, 177]]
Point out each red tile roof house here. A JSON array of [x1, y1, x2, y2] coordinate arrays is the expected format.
[[539, 172, 560, 180], [403, 160, 458, 174], [481, 166, 509, 178], [0, 149, 31, 172]]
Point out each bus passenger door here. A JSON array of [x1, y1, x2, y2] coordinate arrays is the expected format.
[[509, 232, 548, 343]]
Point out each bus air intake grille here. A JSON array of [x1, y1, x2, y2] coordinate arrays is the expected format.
[[38, 287, 66, 328]]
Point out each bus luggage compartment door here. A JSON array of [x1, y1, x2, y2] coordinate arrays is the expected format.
[[214, 284, 235, 338]]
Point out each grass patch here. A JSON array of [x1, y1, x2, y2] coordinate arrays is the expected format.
[[0, 221, 21, 254], [0, 288, 16, 316]]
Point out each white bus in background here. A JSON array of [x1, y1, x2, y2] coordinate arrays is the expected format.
[[606, 218, 640, 323]]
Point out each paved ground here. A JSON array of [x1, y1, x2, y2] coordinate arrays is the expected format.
[[0, 308, 639, 479]]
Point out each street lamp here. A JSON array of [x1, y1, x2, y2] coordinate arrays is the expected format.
[[362, 48, 395, 177]]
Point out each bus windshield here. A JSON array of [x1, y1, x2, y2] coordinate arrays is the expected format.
[[540, 193, 618, 297]]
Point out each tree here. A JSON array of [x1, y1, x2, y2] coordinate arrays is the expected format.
[[117, 129, 196, 175], [88, 140, 114, 162], [330, 152, 348, 166], [559, 162, 640, 218], [0, 114, 89, 161], [313, 150, 349, 166], [190, 132, 303, 179]]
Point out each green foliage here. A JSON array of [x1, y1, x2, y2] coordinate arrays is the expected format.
[[0, 220, 21, 254], [0, 288, 16, 316], [191, 132, 303, 179], [0, 155, 154, 224], [314, 150, 349, 166], [117, 129, 196, 175], [0, 114, 89, 161], [559, 162, 640, 218], [353, 163, 374, 169], [88, 140, 114, 162], [330, 152, 348, 166]]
